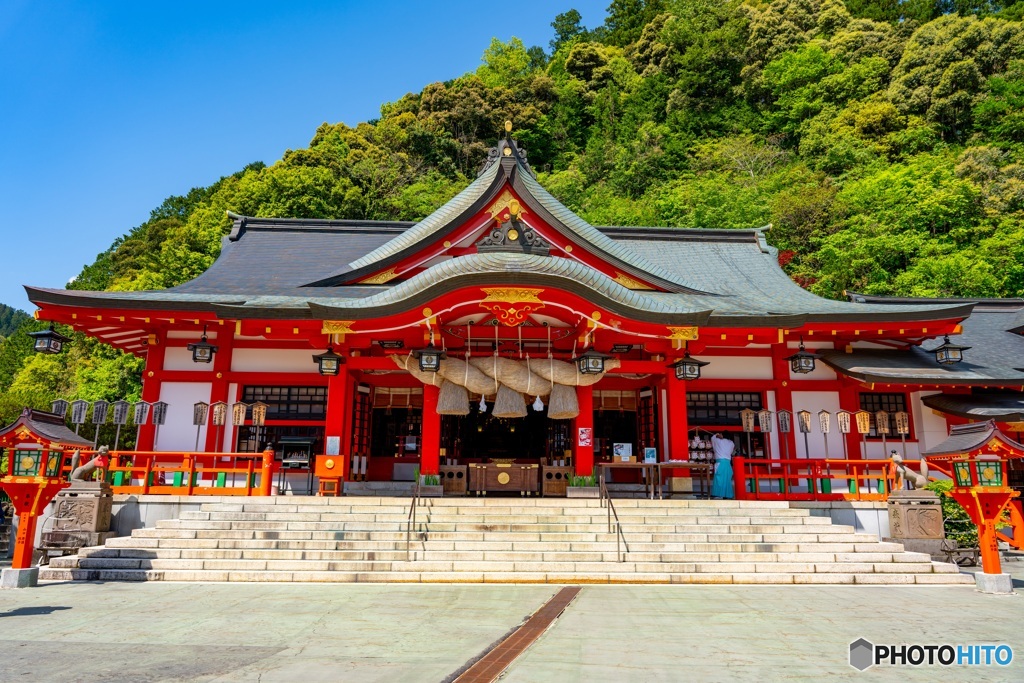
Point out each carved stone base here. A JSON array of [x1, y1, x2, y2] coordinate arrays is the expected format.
[[53, 481, 114, 533], [887, 489, 944, 541]]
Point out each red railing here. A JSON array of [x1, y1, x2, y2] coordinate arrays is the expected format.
[[50, 449, 279, 496], [733, 456, 916, 502]]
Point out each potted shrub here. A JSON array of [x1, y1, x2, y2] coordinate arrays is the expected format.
[[417, 468, 443, 497], [566, 473, 599, 498]]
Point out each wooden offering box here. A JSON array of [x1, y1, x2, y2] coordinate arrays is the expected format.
[[439, 465, 468, 495], [541, 466, 572, 497], [468, 463, 539, 496]]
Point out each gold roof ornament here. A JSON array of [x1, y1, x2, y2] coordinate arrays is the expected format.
[[504, 120, 513, 132]]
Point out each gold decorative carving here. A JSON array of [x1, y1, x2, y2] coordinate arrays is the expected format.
[[488, 190, 528, 220], [361, 268, 398, 285], [666, 326, 699, 341], [497, 472, 511, 485], [479, 288, 545, 326], [613, 272, 654, 290], [322, 320, 356, 335]]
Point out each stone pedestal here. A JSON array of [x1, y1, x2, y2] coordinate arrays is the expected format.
[[885, 489, 945, 557], [975, 572, 1015, 595], [52, 481, 113, 533], [1, 566, 39, 589]]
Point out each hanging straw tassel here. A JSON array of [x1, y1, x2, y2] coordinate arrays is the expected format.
[[492, 383, 527, 418], [547, 383, 580, 420], [437, 380, 470, 415]]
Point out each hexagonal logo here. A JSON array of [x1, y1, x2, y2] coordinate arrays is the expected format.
[[849, 638, 874, 671]]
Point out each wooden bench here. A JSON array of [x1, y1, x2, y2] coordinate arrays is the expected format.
[[940, 539, 979, 566]]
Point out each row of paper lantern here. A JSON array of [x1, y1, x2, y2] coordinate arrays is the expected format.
[[192, 401, 269, 428], [737, 408, 910, 435], [52, 399, 168, 427]]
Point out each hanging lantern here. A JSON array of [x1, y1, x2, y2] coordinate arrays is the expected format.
[[836, 410, 852, 434], [670, 351, 710, 381], [894, 411, 909, 435], [778, 409, 793, 433], [797, 410, 812, 434], [187, 326, 218, 364], [757, 409, 773, 433], [575, 349, 611, 375], [932, 335, 969, 365], [854, 410, 871, 434], [740, 408, 757, 432], [784, 338, 817, 374], [29, 323, 71, 354], [875, 410, 890, 435], [818, 410, 831, 434], [312, 346, 343, 376]]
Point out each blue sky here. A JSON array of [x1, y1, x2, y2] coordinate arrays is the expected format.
[[0, 1, 609, 312]]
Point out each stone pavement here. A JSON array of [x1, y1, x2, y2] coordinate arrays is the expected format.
[[0, 570, 1020, 683]]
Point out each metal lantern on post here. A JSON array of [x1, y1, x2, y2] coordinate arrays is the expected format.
[[875, 410, 890, 459], [251, 401, 268, 451], [894, 411, 910, 458], [784, 338, 817, 374], [946, 454, 1018, 581], [854, 410, 871, 459], [70, 400, 89, 435], [111, 400, 130, 451], [740, 408, 756, 458], [133, 401, 151, 448], [91, 400, 109, 449], [836, 409, 852, 459], [777, 409, 793, 459], [211, 401, 228, 452], [932, 335, 970, 365], [51, 399, 69, 419], [28, 323, 71, 355], [817, 410, 831, 459], [151, 401, 169, 448], [187, 325, 218, 364], [670, 350, 710, 381], [757, 409, 773, 459], [231, 402, 249, 453], [193, 401, 210, 451]]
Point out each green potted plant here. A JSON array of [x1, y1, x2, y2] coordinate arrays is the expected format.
[[566, 473, 599, 498], [416, 466, 443, 497]]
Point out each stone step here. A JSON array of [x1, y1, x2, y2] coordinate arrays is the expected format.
[[37, 567, 975, 585]]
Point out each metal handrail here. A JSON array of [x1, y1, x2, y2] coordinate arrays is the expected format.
[[598, 470, 628, 562], [405, 479, 420, 562]]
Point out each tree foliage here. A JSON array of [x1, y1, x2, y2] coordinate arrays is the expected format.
[[4, 0, 1024, 422]]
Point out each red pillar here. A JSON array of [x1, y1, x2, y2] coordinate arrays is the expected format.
[[324, 368, 352, 479], [574, 385, 594, 476], [204, 327, 234, 452], [137, 331, 166, 451], [421, 383, 440, 475], [665, 373, 689, 461]]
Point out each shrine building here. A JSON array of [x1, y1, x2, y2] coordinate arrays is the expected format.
[[24, 134, 1024, 493]]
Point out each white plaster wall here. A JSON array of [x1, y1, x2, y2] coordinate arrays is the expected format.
[[913, 390, 950, 454], [232, 348, 321, 374], [164, 347, 218, 372], [156, 382, 211, 452], [700, 356, 773, 380], [790, 391, 844, 459]]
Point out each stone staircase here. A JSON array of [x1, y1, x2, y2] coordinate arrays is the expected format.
[[39, 497, 973, 585]]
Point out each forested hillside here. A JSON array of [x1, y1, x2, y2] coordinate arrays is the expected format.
[[0, 305, 29, 339], [3, 0, 1024, 428]]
